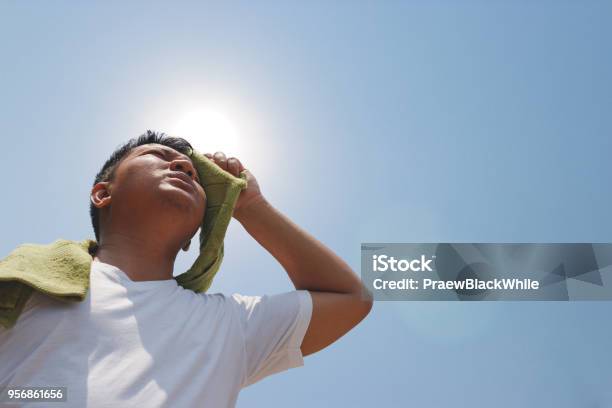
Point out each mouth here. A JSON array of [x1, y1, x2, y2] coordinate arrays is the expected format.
[[166, 172, 196, 192]]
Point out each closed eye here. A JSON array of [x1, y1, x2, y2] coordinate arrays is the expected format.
[[149, 150, 167, 160], [147, 149, 200, 183]]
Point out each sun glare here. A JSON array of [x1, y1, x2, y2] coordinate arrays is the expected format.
[[171, 108, 242, 156]]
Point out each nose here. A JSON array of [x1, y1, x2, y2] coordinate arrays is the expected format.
[[170, 158, 197, 181]]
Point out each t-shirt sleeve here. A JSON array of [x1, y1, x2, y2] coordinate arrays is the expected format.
[[230, 290, 312, 387]]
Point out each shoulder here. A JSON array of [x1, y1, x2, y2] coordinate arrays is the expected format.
[[226, 290, 312, 326], [181, 290, 311, 326]]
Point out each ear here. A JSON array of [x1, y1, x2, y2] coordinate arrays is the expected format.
[[91, 182, 112, 209]]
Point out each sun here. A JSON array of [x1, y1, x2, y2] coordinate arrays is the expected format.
[[171, 108, 241, 156]]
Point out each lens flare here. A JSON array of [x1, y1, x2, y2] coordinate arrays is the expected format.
[[171, 108, 242, 155]]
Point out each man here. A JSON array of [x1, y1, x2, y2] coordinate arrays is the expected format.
[[0, 131, 372, 407]]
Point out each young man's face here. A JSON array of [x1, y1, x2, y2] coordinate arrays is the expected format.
[[95, 143, 207, 241]]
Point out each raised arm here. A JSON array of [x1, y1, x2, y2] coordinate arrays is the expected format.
[[206, 152, 373, 357]]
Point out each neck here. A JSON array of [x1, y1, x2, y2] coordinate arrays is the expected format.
[[93, 231, 182, 281]]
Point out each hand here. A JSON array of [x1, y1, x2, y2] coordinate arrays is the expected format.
[[204, 152, 264, 217]]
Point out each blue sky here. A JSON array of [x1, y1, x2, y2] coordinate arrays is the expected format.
[[1, 1, 611, 406]]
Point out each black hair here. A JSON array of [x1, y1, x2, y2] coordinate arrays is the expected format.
[[89, 130, 194, 242]]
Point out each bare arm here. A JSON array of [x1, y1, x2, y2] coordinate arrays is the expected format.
[[234, 197, 372, 356], [206, 152, 373, 356]]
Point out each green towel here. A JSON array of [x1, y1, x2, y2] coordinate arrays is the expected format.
[[0, 149, 247, 329]]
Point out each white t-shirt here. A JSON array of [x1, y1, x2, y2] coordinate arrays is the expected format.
[[0, 260, 312, 407]]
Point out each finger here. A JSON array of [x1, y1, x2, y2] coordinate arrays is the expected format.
[[227, 157, 240, 177], [226, 157, 245, 173], [213, 151, 227, 170], [241, 168, 254, 181], [235, 158, 246, 173]]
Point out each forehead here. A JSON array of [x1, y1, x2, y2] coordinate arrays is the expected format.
[[130, 143, 192, 162]]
